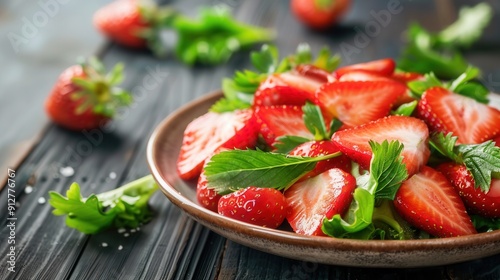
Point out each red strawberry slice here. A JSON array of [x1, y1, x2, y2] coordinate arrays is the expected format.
[[331, 115, 430, 176], [253, 86, 315, 107], [394, 166, 477, 238], [437, 162, 500, 218], [177, 109, 259, 180], [338, 69, 395, 83], [417, 87, 500, 144], [391, 71, 424, 84], [294, 64, 336, 84], [289, 140, 351, 180], [315, 81, 407, 128], [196, 167, 222, 212], [218, 186, 288, 228], [334, 58, 396, 78], [253, 66, 333, 107], [285, 168, 356, 236], [254, 105, 324, 147]]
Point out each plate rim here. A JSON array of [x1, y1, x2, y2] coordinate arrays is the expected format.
[[147, 90, 500, 268]]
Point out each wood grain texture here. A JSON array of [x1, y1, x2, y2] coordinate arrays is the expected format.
[[1, 0, 500, 279]]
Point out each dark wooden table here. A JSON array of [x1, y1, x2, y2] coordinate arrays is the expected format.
[[1, 0, 500, 279]]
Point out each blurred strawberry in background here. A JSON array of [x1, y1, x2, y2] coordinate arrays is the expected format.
[[291, 0, 351, 30]]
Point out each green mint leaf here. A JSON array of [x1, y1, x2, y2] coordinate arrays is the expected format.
[[49, 175, 158, 234], [273, 135, 311, 154], [430, 133, 500, 192], [429, 132, 460, 161], [437, 3, 493, 48], [448, 66, 480, 92], [407, 72, 442, 97], [391, 100, 418, 116], [204, 149, 341, 194], [368, 140, 408, 200], [454, 81, 489, 104], [328, 119, 343, 137], [251, 44, 279, 73], [210, 97, 251, 113], [471, 215, 500, 232], [455, 141, 500, 192], [302, 102, 329, 140]]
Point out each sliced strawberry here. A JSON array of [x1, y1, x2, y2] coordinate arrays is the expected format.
[[218, 186, 288, 228], [177, 109, 258, 180], [285, 168, 356, 236], [437, 162, 500, 218], [196, 167, 222, 212], [294, 64, 336, 84], [331, 115, 430, 176], [391, 71, 424, 84], [394, 166, 477, 238], [254, 105, 324, 147], [417, 87, 500, 144], [315, 81, 406, 128], [338, 69, 395, 83], [289, 140, 351, 180], [253, 86, 315, 107], [334, 58, 396, 78], [253, 66, 333, 107]]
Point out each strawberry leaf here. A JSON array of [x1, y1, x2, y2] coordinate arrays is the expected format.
[[204, 149, 341, 194], [273, 135, 311, 154], [302, 102, 329, 140], [368, 140, 408, 200]]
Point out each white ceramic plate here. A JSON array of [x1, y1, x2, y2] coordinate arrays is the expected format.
[[147, 91, 500, 268]]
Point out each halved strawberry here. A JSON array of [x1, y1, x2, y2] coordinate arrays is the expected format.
[[437, 162, 500, 218], [417, 87, 500, 144], [196, 167, 222, 212], [333, 58, 396, 78], [177, 109, 259, 180], [289, 140, 351, 180], [338, 69, 395, 83], [218, 186, 288, 228], [315, 81, 406, 128], [394, 166, 477, 238], [253, 65, 333, 107], [391, 71, 424, 84], [331, 115, 430, 176], [254, 105, 326, 147], [285, 168, 356, 236]]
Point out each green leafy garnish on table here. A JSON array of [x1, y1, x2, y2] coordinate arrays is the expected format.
[[398, 2, 493, 80], [171, 5, 275, 66], [49, 175, 158, 234], [213, 43, 340, 112], [322, 140, 409, 239], [430, 133, 500, 192]]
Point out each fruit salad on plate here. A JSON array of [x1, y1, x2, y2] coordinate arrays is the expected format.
[[176, 45, 500, 240]]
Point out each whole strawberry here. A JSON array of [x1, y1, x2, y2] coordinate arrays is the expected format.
[[291, 0, 351, 30], [45, 57, 131, 131], [93, 0, 175, 55], [218, 186, 288, 228]]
